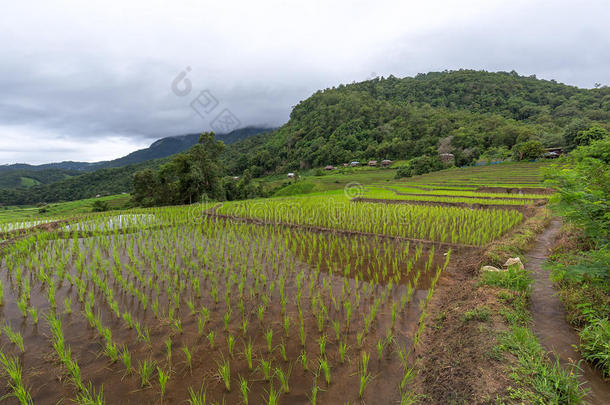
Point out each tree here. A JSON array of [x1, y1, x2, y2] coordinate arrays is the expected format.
[[563, 118, 591, 150], [92, 200, 110, 212], [131, 132, 226, 206], [513, 140, 544, 161], [574, 126, 609, 147], [132, 168, 158, 207], [545, 137, 610, 280], [395, 155, 444, 178]]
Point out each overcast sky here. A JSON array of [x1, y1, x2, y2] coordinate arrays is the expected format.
[[1, 0, 608, 165]]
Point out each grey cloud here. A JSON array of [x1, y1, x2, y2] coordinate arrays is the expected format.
[[0, 0, 608, 164]]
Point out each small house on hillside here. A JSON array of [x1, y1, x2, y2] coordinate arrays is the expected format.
[[368, 160, 377, 167], [439, 153, 455, 164], [544, 147, 563, 159], [287, 172, 296, 178], [324, 165, 335, 171], [381, 159, 393, 167], [350, 161, 360, 167]]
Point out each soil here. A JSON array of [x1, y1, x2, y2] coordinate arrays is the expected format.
[[526, 220, 610, 405], [412, 247, 513, 404]]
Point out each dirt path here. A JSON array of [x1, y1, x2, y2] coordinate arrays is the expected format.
[[527, 219, 610, 404]]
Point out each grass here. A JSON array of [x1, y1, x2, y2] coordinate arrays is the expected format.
[[264, 165, 400, 195], [462, 306, 491, 322], [499, 325, 585, 404], [479, 229, 587, 403], [578, 318, 610, 377], [545, 227, 610, 378], [0, 194, 130, 223], [480, 265, 533, 292]]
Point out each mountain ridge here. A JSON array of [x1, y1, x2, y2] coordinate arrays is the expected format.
[[0, 126, 275, 173]]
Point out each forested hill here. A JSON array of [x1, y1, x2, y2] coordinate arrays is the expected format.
[[224, 70, 609, 175]]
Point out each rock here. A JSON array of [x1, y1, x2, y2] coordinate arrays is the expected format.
[[481, 265, 503, 272], [504, 257, 524, 270]]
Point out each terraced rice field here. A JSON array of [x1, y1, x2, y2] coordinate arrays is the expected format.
[[0, 162, 552, 404]]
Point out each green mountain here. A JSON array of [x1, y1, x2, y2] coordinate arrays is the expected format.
[[224, 70, 609, 175]]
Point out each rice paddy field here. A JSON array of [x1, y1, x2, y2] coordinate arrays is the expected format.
[[0, 162, 552, 404]]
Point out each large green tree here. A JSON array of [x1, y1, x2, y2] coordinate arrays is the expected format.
[[132, 132, 226, 206]]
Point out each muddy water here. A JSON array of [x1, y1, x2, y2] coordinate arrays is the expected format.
[[528, 220, 610, 404], [0, 221, 441, 405]]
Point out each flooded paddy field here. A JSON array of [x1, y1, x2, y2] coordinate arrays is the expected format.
[[0, 212, 458, 404]]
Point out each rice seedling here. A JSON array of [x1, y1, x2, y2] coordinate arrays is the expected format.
[[309, 377, 320, 405], [121, 346, 132, 374], [187, 384, 207, 405], [104, 341, 119, 363], [357, 330, 364, 348], [243, 340, 254, 370], [183, 345, 193, 374], [223, 309, 231, 333], [207, 331, 216, 349], [263, 383, 281, 405], [227, 335, 235, 358], [400, 367, 415, 391], [0, 350, 34, 405], [275, 366, 291, 393], [216, 358, 231, 392], [17, 295, 28, 318], [318, 334, 327, 357], [358, 364, 372, 398], [319, 358, 331, 385], [299, 350, 309, 371], [241, 317, 248, 336], [64, 296, 72, 315], [158, 367, 169, 397], [138, 358, 156, 387], [3, 323, 25, 353], [377, 338, 385, 360], [28, 307, 38, 325], [259, 358, 272, 382], [279, 342, 288, 361], [339, 340, 348, 364], [239, 375, 249, 405], [265, 328, 273, 353]]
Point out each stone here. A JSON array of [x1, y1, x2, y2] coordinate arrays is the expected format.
[[481, 265, 503, 272], [504, 257, 524, 270]]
